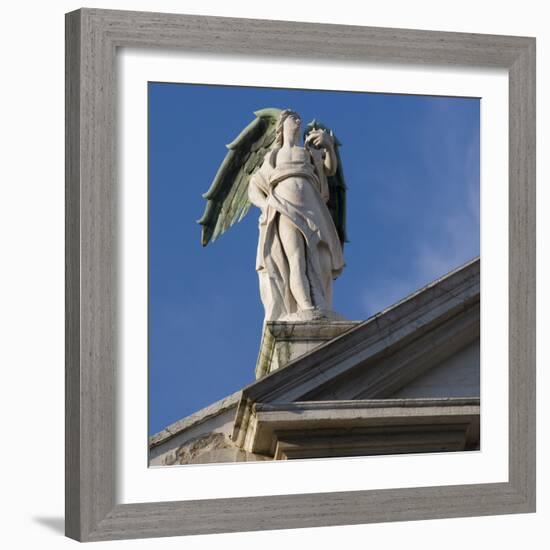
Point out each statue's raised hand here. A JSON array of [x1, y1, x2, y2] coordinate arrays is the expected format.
[[305, 128, 334, 150]]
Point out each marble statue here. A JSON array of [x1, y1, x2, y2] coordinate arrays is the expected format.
[[198, 108, 347, 321]]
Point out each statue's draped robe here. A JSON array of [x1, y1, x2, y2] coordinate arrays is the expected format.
[[249, 147, 344, 321]]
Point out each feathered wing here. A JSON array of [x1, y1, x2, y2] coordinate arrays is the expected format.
[[304, 120, 348, 246], [197, 108, 281, 246]]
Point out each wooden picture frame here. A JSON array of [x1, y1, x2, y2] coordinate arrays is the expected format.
[[65, 8, 535, 541]]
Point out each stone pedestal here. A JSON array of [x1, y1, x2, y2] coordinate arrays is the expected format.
[[255, 320, 360, 379]]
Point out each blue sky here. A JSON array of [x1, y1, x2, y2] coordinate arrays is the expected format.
[[148, 82, 480, 436]]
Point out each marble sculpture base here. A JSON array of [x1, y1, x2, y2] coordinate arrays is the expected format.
[[255, 319, 361, 379]]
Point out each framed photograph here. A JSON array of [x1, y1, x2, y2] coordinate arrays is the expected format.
[[65, 8, 535, 542], [147, 83, 481, 469]]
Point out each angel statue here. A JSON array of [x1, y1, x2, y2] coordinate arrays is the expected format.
[[198, 108, 348, 322]]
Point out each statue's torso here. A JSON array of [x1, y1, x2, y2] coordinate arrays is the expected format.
[[269, 146, 321, 199], [276, 144, 310, 164]]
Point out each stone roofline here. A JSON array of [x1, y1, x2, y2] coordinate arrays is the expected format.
[[149, 256, 480, 449]]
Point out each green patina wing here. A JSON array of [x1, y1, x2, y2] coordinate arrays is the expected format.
[[197, 108, 281, 246], [304, 120, 349, 246]]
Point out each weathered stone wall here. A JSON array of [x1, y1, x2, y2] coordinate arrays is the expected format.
[[156, 431, 270, 466], [149, 391, 270, 466]]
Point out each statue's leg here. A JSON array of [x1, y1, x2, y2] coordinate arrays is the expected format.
[[278, 214, 314, 310]]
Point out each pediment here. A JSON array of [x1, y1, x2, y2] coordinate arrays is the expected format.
[[301, 319, 480, 401], [240, 258, 479, 407]]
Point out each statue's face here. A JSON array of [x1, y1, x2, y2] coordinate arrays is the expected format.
[[282, 113, 301, 140]]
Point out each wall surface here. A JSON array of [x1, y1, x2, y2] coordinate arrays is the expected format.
[[1, 0, 547, 549], [390, 340, 480, 398]]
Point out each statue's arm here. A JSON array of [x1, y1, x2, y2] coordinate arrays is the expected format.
[[322, 136, 338, 177], [306, 129, 337, 176], [248, 153, 272, 210], [248, 175, 268, 210]]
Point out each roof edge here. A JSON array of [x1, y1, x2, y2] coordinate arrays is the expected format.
[[149, 390, 242, 448]]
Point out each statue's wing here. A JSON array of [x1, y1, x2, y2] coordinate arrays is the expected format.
[[197, 108, 281, 246], [304, 120, 349, 246]]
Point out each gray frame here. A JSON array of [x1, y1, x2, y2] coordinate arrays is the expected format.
[[65, 8, 536, 542]]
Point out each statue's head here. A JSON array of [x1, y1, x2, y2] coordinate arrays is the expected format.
[[276, 109, 301, 146]]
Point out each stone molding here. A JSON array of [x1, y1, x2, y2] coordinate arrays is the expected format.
[[241, 397, 480, 457]]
